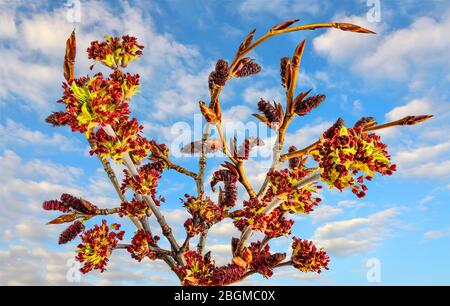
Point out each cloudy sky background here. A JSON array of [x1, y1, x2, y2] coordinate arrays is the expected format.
[[1, 0, 449, 285]]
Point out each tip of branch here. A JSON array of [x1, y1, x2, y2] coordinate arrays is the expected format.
[[402, 115, 433, 125], [335, 22, 376, 34]]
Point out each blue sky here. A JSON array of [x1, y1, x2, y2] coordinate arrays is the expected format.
[[0, 0, 449, 285]]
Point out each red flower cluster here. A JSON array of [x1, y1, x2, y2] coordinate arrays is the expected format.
[[257, 99, 281, 124], [43, 199, 70, 213], [266, 168, 322, 215], [118, 196, 149, 218], [212, 264, 247, 286], [247, 242, 286, 278], [234, 57, 261, 78], [127, 229, 160, 261], [311, 120, 396, 198], [75, 220, 124, 273], [280, 56, 291, 88], [56, 73, 131, 134], [121, 164, 161, 196], [87, 35, 144, 69], [59, 221, 85, 245], [287, 146, 306, 170], [89, 118, 151, 163], [208, 59, 230, 90], [291, 238, 329, 273], [234, 197, 294, 238], [210, 169, 238, 209], [177, 251, 216, 286], [182, 195, 224, 237], [294, 94, 326, 116]]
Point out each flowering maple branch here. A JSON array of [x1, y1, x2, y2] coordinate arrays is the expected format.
[[41, 18, 433, 286]]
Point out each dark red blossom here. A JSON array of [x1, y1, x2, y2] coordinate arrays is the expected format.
[[45, 111, 72, 127], [322, 117, 345, 139], [56, 73, 131, 134], [211, 169, 238, 209], [127, 229, 160, 261], [60, 193, 96, 214], [211, 264, 247, 286], [247, 242, 286, 278], [257, 99, 280, 124], [291, 238, 329, 273], [294, 94, 326, 116], [288, 146, 302, 170], [59, 221, 85, 245], [234, 57, 261, 78], [208, 59, 230, 89], [43, 200, 70, 213], [280, 56, 291, 88]]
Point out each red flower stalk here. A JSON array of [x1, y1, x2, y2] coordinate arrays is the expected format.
[[75, 220, 124, 273], [60, 193, 96, 214], [257, 99, 280, 124], [211, 169, 238, 209], [212, 264, 247, 286], [291, 238, 329, 273], [140, 160, 167, 174], [59, 221, 85, 245], [280, 56, 291, 88], [43, 199, 70, 213], [127, 229, 160, 261], [294, 94, 326, 116], [288, 146, 301, 170], [234, 57, 261, 78]]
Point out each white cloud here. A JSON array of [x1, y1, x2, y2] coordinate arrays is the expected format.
[[238, 0, 322, 19], [424, 228, 450, 240], [313, 12, 450, 87], [0, 0, 201, 117], [243, 84, 284, 105], [310, 205, 343, 223], [0, 119, 83, 152], [313, 15, 381, 62], [312, 208, 399, 256], [385, 99, 434, 121]]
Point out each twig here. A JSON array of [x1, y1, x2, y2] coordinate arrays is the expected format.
[[102, 124, 185, 266]]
